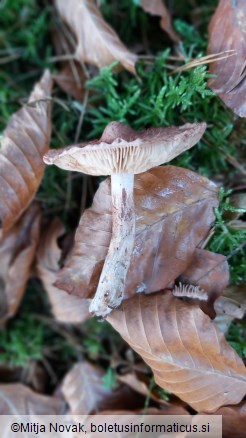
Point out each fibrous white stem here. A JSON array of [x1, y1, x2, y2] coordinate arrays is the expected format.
[[89, 173, 135, 317]]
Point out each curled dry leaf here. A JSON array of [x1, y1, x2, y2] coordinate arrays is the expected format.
[[0, 70, 52, 237], [107, 291, 246, 413], [55, 166, 219, 299], [37, 219, 90, 324], [62, 362, 142, 416], [0, 383, 65, 415], [55, 0, 137, 74], [214, 296, 245, 319], [223, 284, 246, 314], [140, 0, 179, 43], [0, 203, 40, 322], [179, 248, 229, 317], [208, 0, 246, 117]]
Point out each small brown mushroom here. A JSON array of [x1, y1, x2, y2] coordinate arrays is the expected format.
[[43, 121, 206, 317]]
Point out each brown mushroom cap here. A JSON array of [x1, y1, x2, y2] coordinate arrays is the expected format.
[[43, 121, 206, 175]]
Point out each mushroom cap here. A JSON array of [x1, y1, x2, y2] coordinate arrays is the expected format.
[[43, 121, 206, 175]]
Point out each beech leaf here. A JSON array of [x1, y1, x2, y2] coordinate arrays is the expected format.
[[62, 362, 142, 416], [0, 70, 52, 237], [107, 291, 246, 413], [0, 383, 65, 415], [117, 372, 171, 406], [53, 63, 86, 101], [140, 0, 179, 43], [55, 166, 219, 298], [0, 203, 40, 322], [37, 219, 90, 324], [179, 248, 229, 317], [208, 0, 246, 117], [55, 0, 137, 74], [215, 403, 246, 438]]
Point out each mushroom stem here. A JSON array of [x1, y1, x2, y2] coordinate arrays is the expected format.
[[89, 173, 135, 317]]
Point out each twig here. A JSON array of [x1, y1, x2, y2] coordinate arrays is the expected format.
[[48, 54, 77, 62], [41, 357, 58, 384], [170, 50, 236, 75], [0, 53, 21, 64], [221, 149, 246, 176]]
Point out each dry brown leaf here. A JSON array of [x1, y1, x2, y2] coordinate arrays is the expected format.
[[117, 373, 156, 400], [0, 383, 65, 414], [213, 284, 246, 332], [0, 203, 40, 322], [62, 362, 143, 416], [37, 219, 90, 324], [55, 166, 219, 298], [208, 0, 246, 116], [215, 293, 245, 319], [179, 248, 229, 317], [140, 0, 179, 43], [0, 70, 52, 237], [215, 402, 246, 438], [117, 372, 168, 406], [54, 63, 86, 101], [117, 372, 183, 407], [225, 193, 246, 221], [55, 0, 137, 74], [51, 27, 86, 100], [0, 363, 47, 393], [107, 291, 246, 413], [223, 284, 246, 312]]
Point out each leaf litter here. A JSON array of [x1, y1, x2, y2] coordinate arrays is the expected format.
[[37, 218, 90, 324], [107, 291, 246, 412], [61, 361, 144, 417], [54, 0, 137, 74], [140, 0, 180, 43], [0, 203, 40, 322], [0, 0, 245, 429], [208, 0, 246, 116], [0, 70, 52, 237]]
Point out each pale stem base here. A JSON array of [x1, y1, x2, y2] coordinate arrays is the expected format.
[[89, 173, 135, 317]]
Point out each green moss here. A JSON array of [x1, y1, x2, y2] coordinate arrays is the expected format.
[[207, 189, 246, 284], [227, 321, 246, 358], [0, 316, 43, 368]]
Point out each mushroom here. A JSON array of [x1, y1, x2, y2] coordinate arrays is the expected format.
[[43, 121, 206, 317]]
